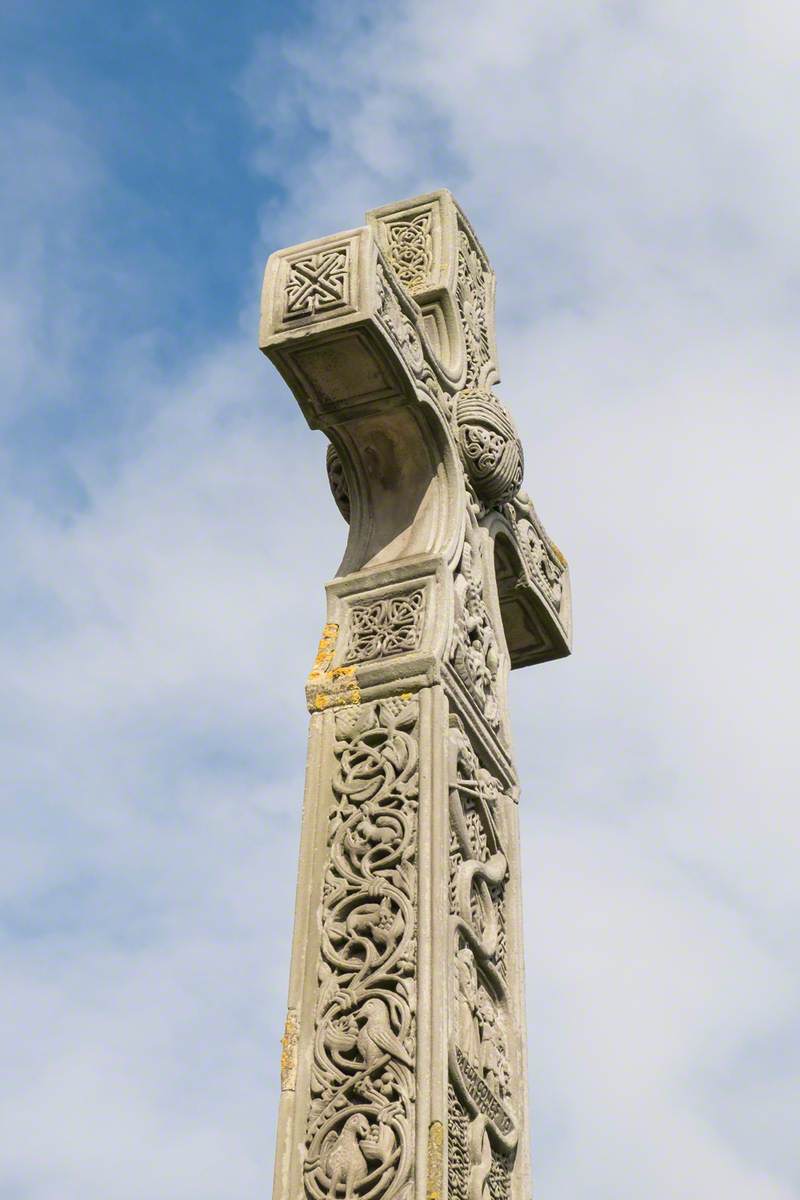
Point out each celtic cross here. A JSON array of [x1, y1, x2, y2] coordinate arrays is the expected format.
[[260, 191, 571, 1200]]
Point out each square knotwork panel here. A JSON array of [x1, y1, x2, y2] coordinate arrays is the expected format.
[[284, 245, 350, 320], [344, 590, 425, 663]]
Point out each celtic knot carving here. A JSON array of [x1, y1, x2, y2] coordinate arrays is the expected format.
[[384, 212, 433, 291], [326, 443, 351, 522], [304, 698, 419, 1200], [448, 722, 517, 1197], [456, 228, 491, 386], [345, 591, 424, 664], [285, 246, 350, 319]]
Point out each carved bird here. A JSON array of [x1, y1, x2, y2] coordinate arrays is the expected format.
[[357, 997, 414, 1071], [322, 1113, 371, 1199]]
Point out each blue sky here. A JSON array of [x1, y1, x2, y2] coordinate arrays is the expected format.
[[2, 3, 799, 1198]]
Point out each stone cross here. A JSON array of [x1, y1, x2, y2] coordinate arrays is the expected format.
[[260, 191, 571, 1200]]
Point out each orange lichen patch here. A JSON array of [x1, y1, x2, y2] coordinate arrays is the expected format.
[[306, 626, 361, 711], [548, 539, 568, 568], [426, 1120, 444, 1200], [308, 622, 339, 682], [280, 1009, 298, 1091]]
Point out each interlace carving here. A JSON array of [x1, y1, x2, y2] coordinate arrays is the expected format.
[[304, 698, 419, 1200], [326, 443, 351, 522], [456, 227, 491, 386], [384, 212, 433, 291], [346, 591, 424, 663], [448, 723, 516, 1199], [286, 246, 350, 319], [449, 538, 501, 732]]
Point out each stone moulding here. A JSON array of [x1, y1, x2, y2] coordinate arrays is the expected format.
[[260, 189, 572, 1200]]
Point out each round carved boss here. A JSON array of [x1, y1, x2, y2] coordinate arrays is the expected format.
[[454, 389, 524, 504]]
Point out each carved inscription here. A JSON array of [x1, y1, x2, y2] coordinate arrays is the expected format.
[[454, 1050, 514, 1137], [346, 591, 424, 663], [303, 698, 419, 1200]]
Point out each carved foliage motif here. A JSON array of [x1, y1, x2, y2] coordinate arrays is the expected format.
[[346, 591, 425, 664], [447, 724, 516, 1200], [374, 262, 445, 413], [376, 263, 425, 374], [384, 212, 433, 291], [456, 227, 492, 387], [505, 491, 567, 618], [304, 698, 419, 1200], [449, 538, 501, 733], [286, 246, 350, 319]]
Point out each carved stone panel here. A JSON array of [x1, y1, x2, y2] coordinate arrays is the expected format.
[[383, 212, 433, 292], [455, 224, 494, 389], [285, 246, 351, 320], [303, 698, 419, 1200], [345, 591, 425, 664], [447, 719, 521, 1200], [448, 537, 502, 736]]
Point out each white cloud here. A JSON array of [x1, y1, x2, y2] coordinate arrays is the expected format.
[[3, 2, 799, 1197]]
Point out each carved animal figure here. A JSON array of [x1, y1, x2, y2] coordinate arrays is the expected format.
[[357, 997, 414, 1071], [353, 802, 398, 847], [322, 1113, 371, 1199], [346, 897, 404, 954]]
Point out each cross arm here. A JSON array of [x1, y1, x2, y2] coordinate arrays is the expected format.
[[259, 191, 571, 690]]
